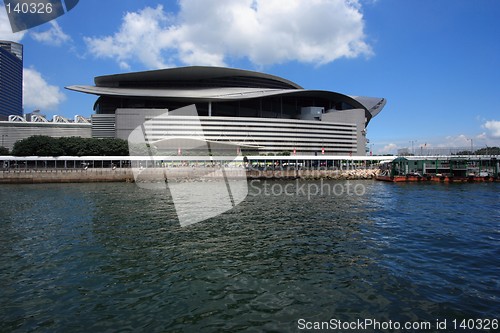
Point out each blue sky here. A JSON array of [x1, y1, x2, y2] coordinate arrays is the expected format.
[[1, 0, 499, 154]]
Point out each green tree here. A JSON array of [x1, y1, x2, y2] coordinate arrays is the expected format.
[[455, 150, 473, 155], [0, 146, 10, 155], [82, 138, 102, 156], [12, 136, 63, 156], [98, 138, 129, 156], [12, 136, 131, 156], [475, 147, 500, 155], [58, 137, 87, 156], [278, 151, 291, 156]]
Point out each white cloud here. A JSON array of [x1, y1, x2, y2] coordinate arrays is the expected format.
[[439, 134, 471, 148], [0, 5, 27, 42], [378, 143, 398, 154], [85, 6, 172, 69], [435, 133, 500, 149], [31, 21, 71, 46], [23, 68, 66, 111], [483, 120, 500, 138], [476, 132, 487, 140], [85, 0, 372, 69]]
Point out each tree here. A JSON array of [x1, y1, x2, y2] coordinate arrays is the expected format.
[[98, 138, 129, 156], [11, 136, 131, 156], [12, 136, 63, 156], [277, 151, 291, 156], [475, 147, 500, 155], [58, 137, 87, 156], [0, 146, 10, 155], [455, 150, 473, 156]]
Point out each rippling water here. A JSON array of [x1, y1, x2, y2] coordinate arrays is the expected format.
[[0, 181, 499, 332]]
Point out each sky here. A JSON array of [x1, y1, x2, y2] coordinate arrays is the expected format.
[[0, 0, 499, 154]]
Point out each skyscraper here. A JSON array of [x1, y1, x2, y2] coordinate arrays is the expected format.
[[0, 41, 23, 121]]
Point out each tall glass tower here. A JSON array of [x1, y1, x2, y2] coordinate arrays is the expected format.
[[0, 41, 23, 120]]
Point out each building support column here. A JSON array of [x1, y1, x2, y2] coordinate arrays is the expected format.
[[280, 97, 283, 117], [208, 101, 212, 117]]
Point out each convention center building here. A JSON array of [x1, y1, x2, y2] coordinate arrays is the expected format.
[[67, 66, 386, 156]]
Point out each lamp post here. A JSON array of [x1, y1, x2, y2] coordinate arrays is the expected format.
[[409, 140, 417, 156]]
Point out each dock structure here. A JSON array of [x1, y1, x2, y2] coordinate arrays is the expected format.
[[377, 156, 499, 182]]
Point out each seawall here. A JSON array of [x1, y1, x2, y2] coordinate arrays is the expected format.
[[0, 168, 135, 184], [0, 168, 381, 184]]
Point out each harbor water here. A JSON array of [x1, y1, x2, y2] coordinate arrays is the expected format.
[[0, 181, 499, 332]]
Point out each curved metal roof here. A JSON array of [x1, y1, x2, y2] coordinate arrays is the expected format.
[[94, 66, 303, 90], [66, 66, 386, 122], [350, 96, 387, 118], [67, 85, 357, 104], [66, 85, 371, 115]]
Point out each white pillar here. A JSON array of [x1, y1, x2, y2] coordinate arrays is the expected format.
[[208, 101, 212, 117]]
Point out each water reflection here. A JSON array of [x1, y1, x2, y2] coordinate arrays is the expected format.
[[0, 181, 498, 332]]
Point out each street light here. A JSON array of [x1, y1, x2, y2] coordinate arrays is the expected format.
[[409, 140, 417, 156], [467, 138, 473, 155]]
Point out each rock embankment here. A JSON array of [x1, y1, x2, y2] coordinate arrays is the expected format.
[[246, 168, 381, 180], [299, 169, 381, 180]]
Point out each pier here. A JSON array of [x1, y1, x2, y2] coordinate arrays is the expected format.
[[377, 156, 499, 182]]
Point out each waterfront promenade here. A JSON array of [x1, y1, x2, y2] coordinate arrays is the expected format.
[[0, 155, 498, 184], [0, 155, 385, 184]]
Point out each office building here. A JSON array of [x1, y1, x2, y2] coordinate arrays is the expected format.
[[0, 41, 23, 121]]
